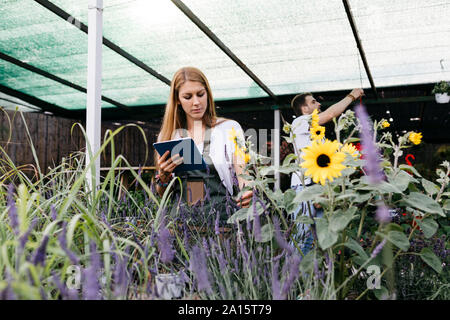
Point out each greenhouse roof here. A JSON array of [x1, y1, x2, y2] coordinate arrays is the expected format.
[[1, 0, 450, 116]]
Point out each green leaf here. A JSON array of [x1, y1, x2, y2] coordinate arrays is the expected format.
[[404, 192, 445, 216], [344, 238, 369, 261], [299, 250, 316, 273], [374, 286, 389, 300], [227, 207, 249, 224], [416, 217, 439, 238], [399, 164, 422, 177], [295, 215, 314, 224], [390, 170, 416, 192], [258, 223, 274, 243], [421, 178, 439, 196], [377, 230, 410, 251], [329, 207, 357, 233], [352, 192, 372, 203], [315, 218, 338, 250], [282, 153, 297, 166], [420, 248, 442, 273], [357, 180, 402, 194], [284, 189, 297, 213], [292, 184, 324, 203], [443, 199, 450, 211]]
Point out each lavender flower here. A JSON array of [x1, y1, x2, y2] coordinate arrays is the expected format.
[[272, 260, 282, 300], [19, 218, 38, 252], [202, 238, 210, 257], [252, 191, 262, 242], [273, 217, 294, 255], [52, 274, 78, 300], [157, 221, 175, 264], [50, 205, 58, 221], [58, 222, 80, 265], [376, 202, 391, 224], [7, 184, 19, 235], [371, 239, 387, 258], [215, 212, 220, 235], [217, 250, 227, 274], [281, 254, 302, 298], [113, 254, 129, 298], [82, 242, 101, 300], [32, 235, 49, 266], [189, 245, 212, 294], [355, 104, 385, 184]]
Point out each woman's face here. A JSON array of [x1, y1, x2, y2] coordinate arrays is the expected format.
[[178, 80, 208, 122]]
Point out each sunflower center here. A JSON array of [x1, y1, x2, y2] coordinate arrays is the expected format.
[[316, 130, 321, 135], [316, 154, 330, 167]]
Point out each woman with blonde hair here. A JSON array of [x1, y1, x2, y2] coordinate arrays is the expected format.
[[154, 67, 253, 223]]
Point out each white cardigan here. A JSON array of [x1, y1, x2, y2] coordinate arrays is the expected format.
[[171, 119, 245, 194]]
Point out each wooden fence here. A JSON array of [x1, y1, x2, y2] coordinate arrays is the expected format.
[[0, 109, 159, 175]]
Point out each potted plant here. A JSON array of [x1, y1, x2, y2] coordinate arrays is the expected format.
[[432, 80, 450, 103]]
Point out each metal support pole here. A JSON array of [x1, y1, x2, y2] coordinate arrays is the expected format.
[[86, 0, 103, 192], [273, 107, 280, 190]]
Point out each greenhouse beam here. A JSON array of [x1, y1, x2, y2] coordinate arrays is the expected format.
[[34, 0, 171, 86], [0, 84, 82, 118], [342, 0, 378, 99], [170, 0, 278, 102], [0, 51, 129, 111]]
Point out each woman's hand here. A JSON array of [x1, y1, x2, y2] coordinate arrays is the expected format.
[[236, 189, 253, 208], [157, 150, 183, 183]]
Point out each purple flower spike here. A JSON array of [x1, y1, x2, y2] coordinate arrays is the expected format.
[[7, 184, 19, 235], [58, 222, 80, 265], [355, 104, 385, 184], [50, 205, 58, 221], [214, 212, 220, 235], [371, 239, 387, 258], [281, 254, 302, 298], [189, 245, 212, 294], [113, 255, 129, 298], [19, 218, 38, 252], [252, 191, 262, 242], [272, 260, 282, 300], [273, 217, 294, 255], [157, 219, 175, 264], [82, 242, 101, 300], [375, 202, 391, 224], [32, 235, 50, 266]]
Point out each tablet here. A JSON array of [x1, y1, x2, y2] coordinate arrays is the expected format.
[[153, 137, 207, 172]]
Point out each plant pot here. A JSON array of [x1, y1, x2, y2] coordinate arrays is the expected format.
[[155, 273, 184, 299], [435, 93, 450, 104]]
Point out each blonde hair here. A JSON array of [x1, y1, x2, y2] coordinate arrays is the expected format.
[[155, 67, 223, 170]]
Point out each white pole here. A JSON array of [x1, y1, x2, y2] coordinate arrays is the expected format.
[[86, 0, 103, 192], [274, 107, 280, 190]]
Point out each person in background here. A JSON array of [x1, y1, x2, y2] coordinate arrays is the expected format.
[[154, 66, 253, 225], [290, 89, 364, 254]]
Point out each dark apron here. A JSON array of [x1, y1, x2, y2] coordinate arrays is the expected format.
[[170, 127, 235, 225]]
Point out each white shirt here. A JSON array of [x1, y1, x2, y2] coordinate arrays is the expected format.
[[290, 114, 312, 187], [172, 118, 245, 194]]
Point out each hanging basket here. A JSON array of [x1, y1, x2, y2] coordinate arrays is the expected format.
[[435, 93, 450, 104]]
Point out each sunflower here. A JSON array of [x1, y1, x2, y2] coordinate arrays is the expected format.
[[228, 128, 250, 163], [310, 125, 325, 141], [340, 143, 359, 158], [228, 127, 239, 146], [311, 109, 319, 127], [301, 139, 346, 185], [381, 120, 390, 128], [408, 132, 422, 145]]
